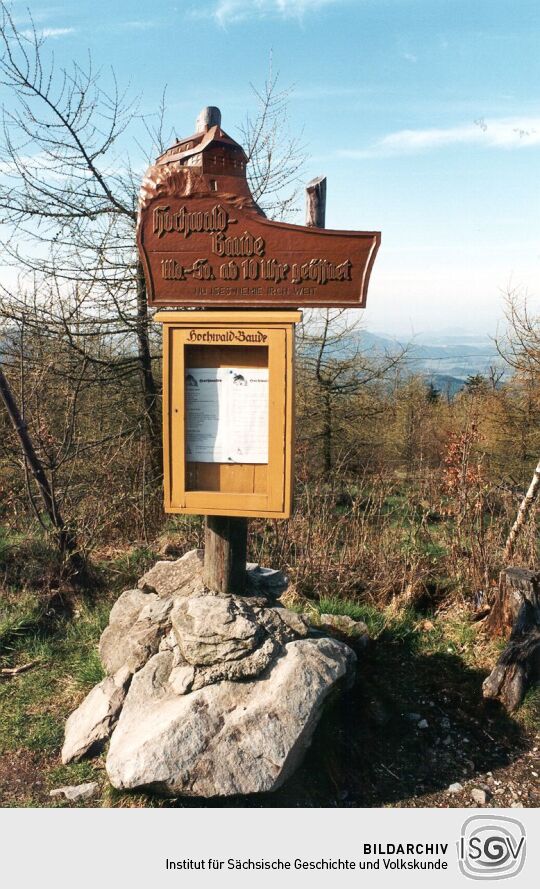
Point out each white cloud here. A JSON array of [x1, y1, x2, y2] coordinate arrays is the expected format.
[[339, 117, 540, 158], [21, 27, 75, 39], [195, 0, 343, 26], [12, 6, 70, 26], [401, 51, 417, 63]]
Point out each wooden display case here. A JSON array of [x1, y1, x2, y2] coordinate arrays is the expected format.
[[155, 311, 301, 518]]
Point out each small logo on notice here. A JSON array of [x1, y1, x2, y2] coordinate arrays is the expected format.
[[458, 816, 526, 880]]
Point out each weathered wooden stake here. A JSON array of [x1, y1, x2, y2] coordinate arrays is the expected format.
[[305, 175, 327, 228], [204, 515, 248, 594]]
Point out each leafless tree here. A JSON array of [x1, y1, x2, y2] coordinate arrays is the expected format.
[[0, 5, 307, 558], [0, 331, 90, 577], [0, 3, 161, 470], [240, 70, 307, 220]]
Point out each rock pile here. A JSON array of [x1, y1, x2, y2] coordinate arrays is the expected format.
[[62, 550, 357, 797]]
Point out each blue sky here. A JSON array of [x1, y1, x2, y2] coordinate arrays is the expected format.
[[5, 0, 540, 335]]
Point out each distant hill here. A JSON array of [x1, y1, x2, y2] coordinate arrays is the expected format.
[[424, 373, 467, 398], [367, 330, 506, 394], [305, 328, 507, 396]]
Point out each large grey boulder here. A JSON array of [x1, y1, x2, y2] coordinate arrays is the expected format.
[[106, 637, 355, 796], [109, 588, 153, 627], [62, 666, 131, 764], [190, 635, 278, 690], [63, 550, 359, 798], [320, 613, 369, 637], [246, 562, 288, 595], [260, 606, 310, 641]]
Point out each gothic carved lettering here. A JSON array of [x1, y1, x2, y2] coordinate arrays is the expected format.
[[153, 204, 231, 239], [161, 258, 215, 280], [212, 230, 265, 258], [187, 329, 268, 344], [291, 259, 352, 286]]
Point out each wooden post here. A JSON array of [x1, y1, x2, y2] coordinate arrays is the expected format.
[[305, 175, 327, 228], [204, 515, 247, 594]]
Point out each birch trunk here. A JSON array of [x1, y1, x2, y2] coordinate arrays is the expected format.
[[504, 458, 540, 562]]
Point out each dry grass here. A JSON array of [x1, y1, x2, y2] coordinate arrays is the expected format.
[[247, 469, 529, 614]]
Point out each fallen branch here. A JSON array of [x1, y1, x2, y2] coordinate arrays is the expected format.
[[0, 660, 40, 677], [381, 762, 401, 781]]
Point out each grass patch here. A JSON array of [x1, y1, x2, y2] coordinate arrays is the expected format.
[[95, 546, 157, 594], [0, 580, 113, 769], [0, 667, 64, 755], [48, 759, 101, 788], [25, 712, 65, 754], [317, 596, 420, 643], [0, 599, 46, 659], [518, 685, 540, 731], [318, 596, 388, 636], [0, 531, 62, 590], [70, 647, 105, 687]]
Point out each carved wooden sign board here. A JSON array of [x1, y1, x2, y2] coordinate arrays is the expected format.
[[137, 121, 380, 309]]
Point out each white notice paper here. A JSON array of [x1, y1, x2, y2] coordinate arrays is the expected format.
[[185, 367, 269, 463]]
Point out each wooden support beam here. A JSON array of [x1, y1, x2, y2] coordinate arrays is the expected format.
[[204, 515, 248, 594]]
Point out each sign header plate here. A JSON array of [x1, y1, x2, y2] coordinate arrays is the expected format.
[[139, 197, 379, 309]]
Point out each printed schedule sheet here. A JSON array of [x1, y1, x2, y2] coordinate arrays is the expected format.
[[185, 367, 269, 463]]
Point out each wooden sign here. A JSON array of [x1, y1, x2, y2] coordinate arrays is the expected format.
[[138, 122, 380, 309], [141, 108, 382, 589], [157, 310, 299, 519]]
